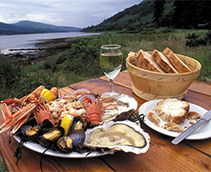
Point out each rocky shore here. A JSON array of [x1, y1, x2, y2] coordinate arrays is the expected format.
[[0, 37, 72, 65]]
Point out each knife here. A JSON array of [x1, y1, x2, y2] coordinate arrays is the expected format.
[[172, 110, 211, 145]]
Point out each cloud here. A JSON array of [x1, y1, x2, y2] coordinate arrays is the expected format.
[[0, 0, 142, 27]]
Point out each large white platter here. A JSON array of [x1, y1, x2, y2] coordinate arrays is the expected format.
[[14, 92, 138, 158], [14, 135, 111, 158], [139, 99, 211, 140]]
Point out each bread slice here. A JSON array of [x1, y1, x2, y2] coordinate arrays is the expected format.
[[128, 51, 138, 66], [163, 48, 191, 73], [136, 49, 165, 73], [152, 49, 179, 73], [155, 99, 189, 124]]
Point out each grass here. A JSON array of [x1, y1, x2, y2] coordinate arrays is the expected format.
[[0, 29, 210, 100]]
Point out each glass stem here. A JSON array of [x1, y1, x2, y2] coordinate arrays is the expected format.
[[109, 79, 114, 92]]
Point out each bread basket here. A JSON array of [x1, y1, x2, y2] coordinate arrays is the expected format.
[[126, 54, 201, 100]]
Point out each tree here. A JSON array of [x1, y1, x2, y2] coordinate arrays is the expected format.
[[153, 0, 165, 27]]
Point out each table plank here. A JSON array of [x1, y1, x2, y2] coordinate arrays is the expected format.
[[0, 73, 210, 172], [70, 79, 211, 171], [100, 72, 211, 156], [0, 133, 113, 172], [100, 71, 211, 96], [101, 133, 211, 172]]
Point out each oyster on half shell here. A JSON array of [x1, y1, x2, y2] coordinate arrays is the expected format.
[[100, 92, 138, 122], [84, 120, 150, 154]]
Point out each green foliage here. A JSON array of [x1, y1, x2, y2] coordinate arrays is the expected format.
[[185, 32, 211, 47], [84, 0, 211, 32], [0, 56, 20, 88], [153, 0, 165, 26], [0, 29, 210, 100]]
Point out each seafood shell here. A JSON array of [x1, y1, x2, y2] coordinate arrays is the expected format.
[[100, 92, 138, 122], [84, 120, 150, 154]]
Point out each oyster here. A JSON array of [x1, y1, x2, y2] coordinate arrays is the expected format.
[[100, 92, 138, 122], [84, 120, 150, 154]]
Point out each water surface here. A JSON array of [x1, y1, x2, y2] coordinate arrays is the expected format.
[[0, 32, 99, 54]]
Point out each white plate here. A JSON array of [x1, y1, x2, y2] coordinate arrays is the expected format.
[[139, 99, 211, 140], [14, 136, 111, 158], [14, 92, 138, 158]]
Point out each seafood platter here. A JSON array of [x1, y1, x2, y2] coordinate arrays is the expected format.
[[0, 86, 150, 158]]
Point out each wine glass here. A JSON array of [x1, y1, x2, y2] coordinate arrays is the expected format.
[[100, 44, 123, 92]]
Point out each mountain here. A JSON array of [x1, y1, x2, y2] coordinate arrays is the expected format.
[[0, 20, 81, 35], [83, 0, 211, 32], [83, 0, 156, 32]]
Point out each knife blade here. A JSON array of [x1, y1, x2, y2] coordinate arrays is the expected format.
[[172, 110, 211, 145]]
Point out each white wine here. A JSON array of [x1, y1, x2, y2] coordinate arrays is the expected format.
[[100, 52, 122, 80]]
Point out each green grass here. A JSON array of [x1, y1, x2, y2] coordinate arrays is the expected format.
[[0, 29, 210, 100]]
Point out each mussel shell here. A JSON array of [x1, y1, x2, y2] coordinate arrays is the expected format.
[[42, 119, 54, 129], [68, 129, 85, 147], [20, 125, 41, 138], [57, 136, 73, 153], [39, 127, 64, 148], [71, 117, 89, 131], [56, 129, 85, 153], [42, 127, 64, 141]]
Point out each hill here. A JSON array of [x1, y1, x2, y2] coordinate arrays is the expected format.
[[83, 0, 211, 32], [83, 0, 163, 32], [0, 20, 81, 35]]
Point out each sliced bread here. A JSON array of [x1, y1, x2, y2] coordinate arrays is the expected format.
[[128, 51, 138, 66], [152, 49, 179, 73], [155, 98, 189, 124], [136, 49, 165, 73], [163, 47, 191, 73]]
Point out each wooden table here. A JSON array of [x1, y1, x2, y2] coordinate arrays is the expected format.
[[0, 71, 211, 172]]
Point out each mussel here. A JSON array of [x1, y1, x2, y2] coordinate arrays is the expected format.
[[19, 125, 41, 139], [57, 129, 85, 153], [71, 117, 89, 131], [39, 127, 64, 149]]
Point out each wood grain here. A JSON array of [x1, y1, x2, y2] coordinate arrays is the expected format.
[[0, 87, 113, 172], [0, 132, 113, 172], [101, 133, 211, 172], [100, 72, 211, 157], [0, 71, 210, 172], [70, 79, 211, 171]]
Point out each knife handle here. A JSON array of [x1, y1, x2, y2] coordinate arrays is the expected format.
[[171, 119, 206, 145]]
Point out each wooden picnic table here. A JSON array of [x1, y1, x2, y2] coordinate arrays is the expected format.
[[0, 71, 211, 172]]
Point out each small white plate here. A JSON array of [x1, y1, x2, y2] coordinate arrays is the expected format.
[[138, 99, 211, 140]]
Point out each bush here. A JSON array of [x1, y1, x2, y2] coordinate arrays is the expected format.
[[0, 56, 20, 88], [185, 33, 207, 47], [205, 31, 211, 44]]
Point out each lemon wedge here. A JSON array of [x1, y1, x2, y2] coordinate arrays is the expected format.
[[60, 115, 74, 136], [40, 88, 56, 102]]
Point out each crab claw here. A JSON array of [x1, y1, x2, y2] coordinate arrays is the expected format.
[[1, 98, 23, 105]]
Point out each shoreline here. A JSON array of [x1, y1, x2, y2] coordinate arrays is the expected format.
[[0, 33, 100, 64]]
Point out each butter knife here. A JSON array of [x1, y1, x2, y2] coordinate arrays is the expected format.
[[172, 110, 211, 145]]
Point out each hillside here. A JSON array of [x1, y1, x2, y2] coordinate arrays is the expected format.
[[0, 20, 81, 35], [83, 0, 211, 32], [83, 0, 167, 31]]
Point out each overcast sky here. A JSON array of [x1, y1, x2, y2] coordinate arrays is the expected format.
[[0, 0, 142, 28]]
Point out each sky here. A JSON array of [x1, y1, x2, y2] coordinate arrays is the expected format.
[[0, 0, 142, 28]]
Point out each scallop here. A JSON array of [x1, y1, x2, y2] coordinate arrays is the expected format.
[[84, 120, 150, 154]]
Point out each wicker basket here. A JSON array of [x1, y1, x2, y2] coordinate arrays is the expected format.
[[126, 54, 201, 100]]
